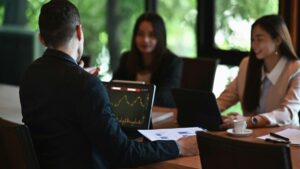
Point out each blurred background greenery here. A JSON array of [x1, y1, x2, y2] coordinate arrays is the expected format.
[[0, 0, 278, 71], [0, 0, 279, 114]]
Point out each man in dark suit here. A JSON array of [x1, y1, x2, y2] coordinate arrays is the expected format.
[[19, 1, 198, 169]]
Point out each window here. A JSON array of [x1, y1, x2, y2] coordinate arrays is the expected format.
[[215, 0, 279, 51], [115, 1, 144, 52], [27, 0, 107, 70], [0, 5, 4, 25], [101, 0, 144, 81], [158, 0, 197, 58]]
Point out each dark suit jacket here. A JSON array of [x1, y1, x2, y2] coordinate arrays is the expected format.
[[113, 50, 183, 107], [19, 49, 179, 169]]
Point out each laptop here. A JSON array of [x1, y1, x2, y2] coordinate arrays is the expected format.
[[103, 81, 156, 138], [172, 88, 223, 131]]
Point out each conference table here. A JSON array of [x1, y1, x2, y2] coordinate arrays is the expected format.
[[1, 84, 300, 169], [143, 107, 300, 169]]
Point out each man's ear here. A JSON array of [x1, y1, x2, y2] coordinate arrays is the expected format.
[[38, 34, 46, 46], [75, 24, 83, 41]]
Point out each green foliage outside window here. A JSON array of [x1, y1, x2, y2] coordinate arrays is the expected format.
[[114, 1, 144, 53], [215, 0, 279, 51], [158, 0, 197, 58], [0, 5, 4, 25], [26, 0, 143, 68], [222, 102, 243, 115], [26, 0, 106, 63]]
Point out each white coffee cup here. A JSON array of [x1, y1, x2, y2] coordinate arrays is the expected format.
[[233, 119, 247, 134]]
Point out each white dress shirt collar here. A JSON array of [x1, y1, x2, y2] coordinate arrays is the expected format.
[[261, 57, 288, 85]]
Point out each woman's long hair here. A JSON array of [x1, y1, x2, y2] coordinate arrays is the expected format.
[[242, 14, 298, 113], [126, 12, 167, 75]]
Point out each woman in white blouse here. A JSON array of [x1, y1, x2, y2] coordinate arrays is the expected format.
[[218, 15, 300, 128]]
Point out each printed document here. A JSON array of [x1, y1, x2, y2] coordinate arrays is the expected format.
[[138, 127, 203, 141]]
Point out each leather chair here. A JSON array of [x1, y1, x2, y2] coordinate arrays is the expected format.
[[196, 131, 292, 169], [0, 118, 39, 169], [180, 58, 219, 91]]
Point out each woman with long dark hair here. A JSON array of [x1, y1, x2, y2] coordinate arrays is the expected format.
[[218, 15, 300, 128], [113, 13, 182, 107]]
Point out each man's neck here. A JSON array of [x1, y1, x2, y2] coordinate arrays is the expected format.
[[49, 46, 78, 63]]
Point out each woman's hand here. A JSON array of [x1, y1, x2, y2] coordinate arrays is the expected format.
[[220, 112, 245, 129]]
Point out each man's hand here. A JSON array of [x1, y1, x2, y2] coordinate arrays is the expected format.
[[79, 60, 100, 76], [84, 67, 100, 76], [79, 60, 85, 68], [176, 136, 199, 156]]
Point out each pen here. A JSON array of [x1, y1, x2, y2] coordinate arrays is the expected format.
[[265, 138, 290, 144], [270, 132, 290, 141]]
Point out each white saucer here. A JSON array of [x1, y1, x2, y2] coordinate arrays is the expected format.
[[226, 128, 253, 137]]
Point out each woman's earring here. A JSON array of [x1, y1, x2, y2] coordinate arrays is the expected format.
[[275, 50, 279, 55]]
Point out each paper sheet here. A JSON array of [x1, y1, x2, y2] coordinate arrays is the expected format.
[[257, 128, 300, 145], [138, 127, 203, 141]]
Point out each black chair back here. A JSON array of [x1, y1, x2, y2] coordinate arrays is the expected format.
[[0, 118, 39, 169], [181, 58, 219, 91], [196, 131, 292, 169]]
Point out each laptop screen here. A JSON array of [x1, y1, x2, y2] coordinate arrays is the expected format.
[[103, 82, 156, 132]]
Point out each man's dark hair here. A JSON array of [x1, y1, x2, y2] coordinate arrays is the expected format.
[[39, 0, 80, 48]]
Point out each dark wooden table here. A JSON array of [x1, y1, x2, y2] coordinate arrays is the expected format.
[[142, 107, 300, 169]]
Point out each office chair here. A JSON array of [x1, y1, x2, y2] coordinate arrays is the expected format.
[[0, 118, 40, 169], [196, 131, 292, 169], [180, 58, 219, 91]]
